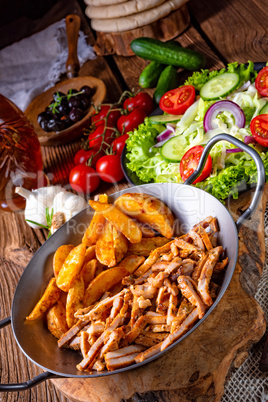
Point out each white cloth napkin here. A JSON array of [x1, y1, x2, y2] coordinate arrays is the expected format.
[[0, 19, 96, 111]]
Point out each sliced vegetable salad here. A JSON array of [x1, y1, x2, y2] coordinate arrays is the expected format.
[[125, 61, 268, 201]]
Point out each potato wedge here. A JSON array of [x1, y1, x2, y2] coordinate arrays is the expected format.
[[60, 290, 67, 306], [99, 193, 108, 203], [84, 245, 96, 265], [134, 220, 156, 238], [113, 226, 128, 265], [56, 243, 86, 292], [82, 194, 108, 246], [53, 244, 74, 278], [47, 299, 69, 339], [26, 278, 61, 320], [81, 258, 98, 288], [114, 193, 175, 238], [95, 261, 105, 277], [96, 221, 128, 267], [66, 276, 85, 328], [89, 200, 142, 244], [96, 220, 116, 267], [127, 237, 171, 257], [108, 255, 146, 295], [117, 254, 146, 274], [84, 266, 129, 307], [82, 214, 105, 246]]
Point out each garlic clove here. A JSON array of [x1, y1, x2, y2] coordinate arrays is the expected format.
[[15, 187, 48, 228], [52, 191, 88, 222], [30, 185, 65, 206]]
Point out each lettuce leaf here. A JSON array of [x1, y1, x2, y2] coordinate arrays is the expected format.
[[196, 151, 268, 202], [126, 118, 166, 182], [185, 60, 257, 91]]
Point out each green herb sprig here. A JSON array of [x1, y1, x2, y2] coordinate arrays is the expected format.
[[49, 90, 85, 115], [26, 207, 54, 239]]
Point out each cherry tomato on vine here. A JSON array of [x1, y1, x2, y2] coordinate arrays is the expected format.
[[112, 134, 129, 156], [87, 124, 116, 149], [96, 155, 124, 183], [69, 165, 100, 194], [180, 145, 212, 184], [117, 109, 147, 134], [255, 66, 268, 97], [250, 114, 268, 147], [91, 105, 121, 127], [74, 149, 103, 167], [123, 92, 154, 116], [159, 85, 196, 115]]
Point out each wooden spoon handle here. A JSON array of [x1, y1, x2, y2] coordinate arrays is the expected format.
[[65, 14, 81, 79]]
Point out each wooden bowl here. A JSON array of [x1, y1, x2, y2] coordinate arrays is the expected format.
[[25, 76, 106, 146]]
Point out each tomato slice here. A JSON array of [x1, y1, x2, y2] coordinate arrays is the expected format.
[[180, 145, 212, 184], [255, 66, 268, 97], [250, 114, 268, 147], [159, 85, 196, 115]]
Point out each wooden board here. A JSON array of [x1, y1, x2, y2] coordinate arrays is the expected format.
[[50, 185, 268, 402], [93, 5, 190, 56]]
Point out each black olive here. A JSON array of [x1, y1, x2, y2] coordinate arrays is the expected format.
[[69, 108, 84, 122], [68, 96, 81, 109], [79, 94, 91, 110], [46, 117, 57, 132], [37, 111, 50, 124], [39, 118, 49, 132], [58, 102, 70, 116], [80, 85, 94, 98], [63, 116, 73, 129], [50, 120, 67, 132]]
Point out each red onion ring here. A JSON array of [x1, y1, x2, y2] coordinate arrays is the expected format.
[[244, 135, 257, 145], [204, 100, 246, 132], [226, 148, 242, 153]]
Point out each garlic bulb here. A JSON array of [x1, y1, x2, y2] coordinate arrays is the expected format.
[[51, 191, 87, 233], [15, 186, 64, 229], [15, 185, 88, 234]]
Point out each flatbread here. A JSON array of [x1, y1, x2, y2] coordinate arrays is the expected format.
[[89, 0, 189, 33], [86, 0, 126, 5], [86, 0, 166, 19]]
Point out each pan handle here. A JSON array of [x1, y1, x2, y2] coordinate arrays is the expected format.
[[0, 316, 11, 328], [0, 317, 59, 391], [0, 371, 58, 392], [184, 133, 266, 232]]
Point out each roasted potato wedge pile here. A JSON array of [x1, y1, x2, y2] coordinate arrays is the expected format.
[[26, 193, 228, 372], [26, 193, 174, 335]]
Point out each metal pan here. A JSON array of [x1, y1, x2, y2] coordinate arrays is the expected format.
[[0, 133, 265, 391]]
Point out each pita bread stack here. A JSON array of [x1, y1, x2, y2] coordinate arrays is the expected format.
[[85, 0, 190, 55]]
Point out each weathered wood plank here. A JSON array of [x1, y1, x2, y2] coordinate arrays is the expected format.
[[188, 0, 268, 62]]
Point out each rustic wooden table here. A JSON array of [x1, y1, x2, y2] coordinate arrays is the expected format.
[[0, 0, 268, 401]]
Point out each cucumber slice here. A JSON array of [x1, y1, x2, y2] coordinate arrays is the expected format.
[[260, 103, 268, 114], [160, 135, 187, 162], [148, 114, 181, 124], [200, 72, 240, 100]]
